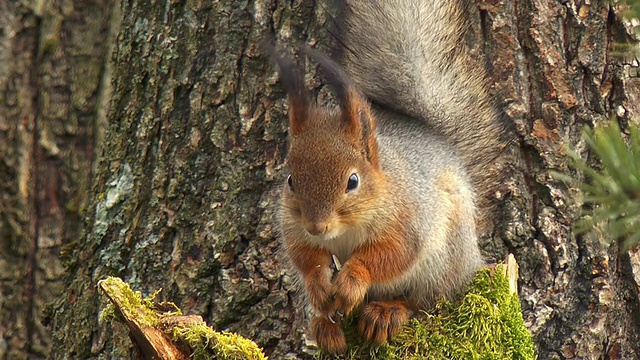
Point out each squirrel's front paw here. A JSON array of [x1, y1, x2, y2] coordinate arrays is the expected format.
[[305, 267, 333, 313], [331, 262, 369, 317], [310, 316, 347, 354], [358, 300, 412, 344]]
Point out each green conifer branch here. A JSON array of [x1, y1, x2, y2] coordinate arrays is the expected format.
[[557, 121, 640, 250]]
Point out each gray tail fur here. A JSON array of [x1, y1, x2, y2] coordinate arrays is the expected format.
[[337, 0, 507, 210]]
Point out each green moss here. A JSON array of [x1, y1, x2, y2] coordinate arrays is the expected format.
[[173, 324, 267, 360], [98, 277, 174, 327], [319, 266, 536, 359], [98, 302, 116, 324]]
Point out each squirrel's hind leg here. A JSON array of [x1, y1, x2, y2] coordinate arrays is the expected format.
[[358, 300, 413, 345]]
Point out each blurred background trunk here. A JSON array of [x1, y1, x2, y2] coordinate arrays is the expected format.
[[0, 0, 116, 358], [0, 0, 637, 359]]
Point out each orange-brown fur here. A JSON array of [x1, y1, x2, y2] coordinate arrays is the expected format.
[[286, 241, 334, 312]]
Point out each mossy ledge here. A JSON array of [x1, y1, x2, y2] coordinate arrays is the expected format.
[[98, 255, 534, 359], [317, 257, 536, 359]]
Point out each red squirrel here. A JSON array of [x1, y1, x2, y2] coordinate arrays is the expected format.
[[272, 0, 506, 354]]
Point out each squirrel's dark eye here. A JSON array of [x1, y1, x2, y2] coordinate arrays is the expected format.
[[346, 173, 359, 192], [287, 175, 294, 191]]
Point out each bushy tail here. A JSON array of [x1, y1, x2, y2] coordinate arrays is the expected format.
[[338, 0, 507, 208]]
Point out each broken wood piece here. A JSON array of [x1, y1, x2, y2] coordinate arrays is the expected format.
[[502, 253, 519, 296], [98, 277, 186, 360], [98, 277, 267, 360]]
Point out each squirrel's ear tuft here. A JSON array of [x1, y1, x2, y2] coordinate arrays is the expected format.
[[300, 45, 379, 166], [265, 45, 310, 135]]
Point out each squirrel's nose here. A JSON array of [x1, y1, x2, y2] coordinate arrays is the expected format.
[[305, 221, 329, 236]]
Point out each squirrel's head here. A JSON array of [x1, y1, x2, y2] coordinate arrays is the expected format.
[[271, 46, 381, 239]]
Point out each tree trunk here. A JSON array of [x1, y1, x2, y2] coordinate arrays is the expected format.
[[27, 0, 640, 359], [0, 0, 115, 358], [50, 1, 330, 358], [482, 1, 640, 358]]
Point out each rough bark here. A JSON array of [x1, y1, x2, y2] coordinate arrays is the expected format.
[[7, 0, 633, 359], [0, 0, 115, 358], [482, 1, 640, 358], [50, 1, 331, 358]]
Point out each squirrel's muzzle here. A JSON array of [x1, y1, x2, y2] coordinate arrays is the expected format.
[[304, 220, 330, 236]]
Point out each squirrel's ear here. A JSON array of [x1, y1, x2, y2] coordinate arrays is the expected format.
[[301, 45, 379, 166], [266, 46, 310, 135]]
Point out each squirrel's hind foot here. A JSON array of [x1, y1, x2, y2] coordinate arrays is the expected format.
[[311, 315, 347, 354], [358, 300, 412, 345]]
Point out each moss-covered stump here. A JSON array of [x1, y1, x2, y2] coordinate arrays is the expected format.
[[98, 255, 534, 359], [317, 257, 536, 359], [98, 277, 266, 360]]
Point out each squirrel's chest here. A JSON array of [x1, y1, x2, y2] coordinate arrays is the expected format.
[[315, 227, 369, 264]]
